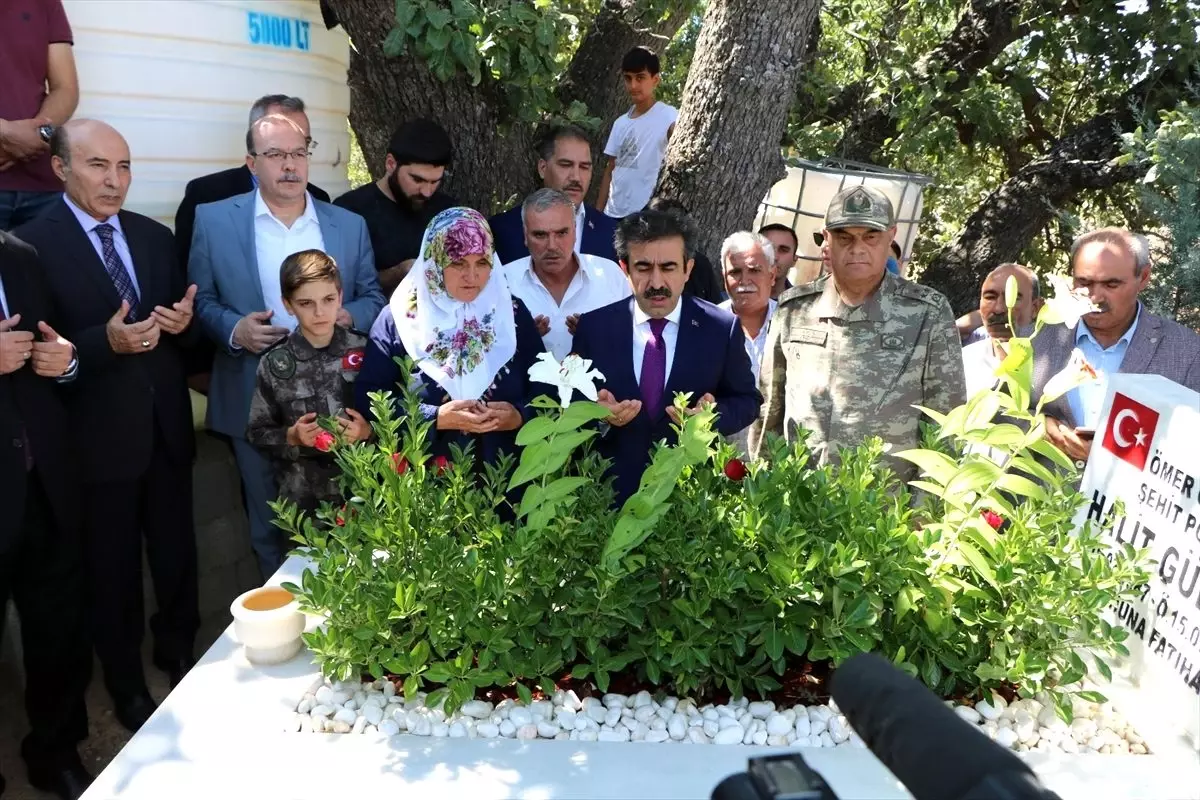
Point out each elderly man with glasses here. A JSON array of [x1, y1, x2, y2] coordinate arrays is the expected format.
[[188, 112, 384, 578]]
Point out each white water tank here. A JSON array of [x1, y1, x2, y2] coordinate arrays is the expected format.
[[63, 0, 351, 228]]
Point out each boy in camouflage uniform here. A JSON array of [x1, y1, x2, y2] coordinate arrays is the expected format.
[[247, 249, 372, 513]]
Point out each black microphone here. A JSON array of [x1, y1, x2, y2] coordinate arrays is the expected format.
[[830, 653, 1062, 800]]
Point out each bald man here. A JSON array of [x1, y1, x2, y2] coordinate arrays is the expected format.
[[962, 263, 1039, 396], [14, 119, 201, 736]]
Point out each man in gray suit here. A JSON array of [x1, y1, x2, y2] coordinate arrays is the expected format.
[[1033, 227, 1200, 464], [189, 114, 385, 576]]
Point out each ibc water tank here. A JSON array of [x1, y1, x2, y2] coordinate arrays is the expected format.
[[63, 0, 351, 228]]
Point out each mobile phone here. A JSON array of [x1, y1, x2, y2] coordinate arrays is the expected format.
[[1074, 427, 1095, 440]]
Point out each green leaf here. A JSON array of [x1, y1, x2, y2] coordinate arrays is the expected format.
[[1093, 655, 1113, 682], [1077, 690, 1108, 703], [557, 400, 610, 431], [570, 663, 591, 679], [515, 415, 556, 446], [893, 449, 959, 487], [996, 473, 1049, 501], [764, 625, 784, 661], [516, 683, 533, 706], [1029, 438, 1077, 471], [956, 541, 999, 591], [944, 459, 1003, 499]]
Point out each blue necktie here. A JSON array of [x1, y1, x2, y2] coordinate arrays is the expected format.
[[94, 223, 139, 321]]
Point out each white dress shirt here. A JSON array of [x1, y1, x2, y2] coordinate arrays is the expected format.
[[64, 193, 141, 298], [718, 298, 776, 383], [962, 336, 1003, 397], [574, 202, 586, 256], [1068, 305, 1141, 429], [504, 253, 630, 360], [632, 297, 682, 385], [253, 190, 326, 332]]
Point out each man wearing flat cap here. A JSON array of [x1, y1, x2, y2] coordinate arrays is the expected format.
[[748, 186, 964, 480]]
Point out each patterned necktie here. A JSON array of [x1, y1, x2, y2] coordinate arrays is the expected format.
[[94, 223, 139, 321], [0, 302, 34, 470], [639, 317, 668, 416]]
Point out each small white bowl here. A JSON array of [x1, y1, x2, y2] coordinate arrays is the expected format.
[[230, 586, 306, 665]]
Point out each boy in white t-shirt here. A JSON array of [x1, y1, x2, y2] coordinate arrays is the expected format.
[[596, 46, 678, 219]]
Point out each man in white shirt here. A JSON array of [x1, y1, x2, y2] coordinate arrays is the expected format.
[[961, 263, 1038, 397], [189, 113, 384, 576], [717, 231, 778, 455], [503, 188, 629, 360], [596, 47, 678, 219]]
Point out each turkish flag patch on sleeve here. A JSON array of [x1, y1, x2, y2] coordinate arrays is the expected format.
[[342, 349, 365, 371], [1101, 392, 1159, 470]]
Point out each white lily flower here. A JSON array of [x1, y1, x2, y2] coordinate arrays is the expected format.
[[1041, 348, 1100, 404], [527, 352, 606, 408], [1038, 274, 1101, 329]]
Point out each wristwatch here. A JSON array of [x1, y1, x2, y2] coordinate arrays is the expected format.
[[38, 124, 54, 143]]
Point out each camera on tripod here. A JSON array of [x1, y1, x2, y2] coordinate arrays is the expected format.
[[711, 753, 835, 800]]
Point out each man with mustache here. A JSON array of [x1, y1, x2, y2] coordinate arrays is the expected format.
[[15, 119, 201, 739], [503, 188, 629, 360], [489, 124, 618, 265], [718, 231, 778, 456], [1033, 228, 1200, 464], [334, 119, 456, 295], [570, 210, 761, 503], [189, 113, 384, 578], [962, 263, 1038, 396], [750, 186, 965, 482]]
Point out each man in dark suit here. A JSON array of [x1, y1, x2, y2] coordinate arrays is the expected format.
[[1032, 227, 1200, 464], [490, 124, 618, 266], [0, 230, 93, 798], [571, 210, 761, 503], [15, 119, 201, 735], [172, 95, 328, 387]]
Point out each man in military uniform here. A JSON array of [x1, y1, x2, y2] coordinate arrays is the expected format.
[[246, 250, 372, 513], [748, 186, 965, 481]]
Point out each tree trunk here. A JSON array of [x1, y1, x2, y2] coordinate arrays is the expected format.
[[920, 67, 1195, 313], [330, 0, 535, 213], [656, 0, 821, 262]]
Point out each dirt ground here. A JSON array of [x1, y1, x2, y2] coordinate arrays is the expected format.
[[0, 619, 227, 800]]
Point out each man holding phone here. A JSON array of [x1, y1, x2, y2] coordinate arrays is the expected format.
[[1033, 228, 1200, 464]]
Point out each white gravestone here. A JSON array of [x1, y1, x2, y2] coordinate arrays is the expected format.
[[1074, 374, 1200, 749]]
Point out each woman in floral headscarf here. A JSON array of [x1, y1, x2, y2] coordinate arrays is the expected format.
[[355, 207, 548, 465]]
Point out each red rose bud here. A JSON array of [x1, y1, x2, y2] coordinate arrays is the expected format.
[[392, 453, 409, 474], [724, 458, 747, 482], [314, 431, 335, 452], [982, 510, 1004, 530], [335, 506, 347, 527], [433, 455, 450, 475]]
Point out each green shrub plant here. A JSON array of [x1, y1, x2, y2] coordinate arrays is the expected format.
[[274, 279, 1150, 720]]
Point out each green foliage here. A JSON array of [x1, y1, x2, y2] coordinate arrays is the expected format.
[[276, 341, 1149, 717], [1120, 101, 1200, 328]]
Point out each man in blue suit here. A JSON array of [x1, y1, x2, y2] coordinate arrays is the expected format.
[[571, 210, 761, 503], [189, 113, 385, 576], [490, 124, 618, 265]]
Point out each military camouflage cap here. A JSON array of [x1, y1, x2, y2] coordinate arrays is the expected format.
[[824, 186, 896, 232]]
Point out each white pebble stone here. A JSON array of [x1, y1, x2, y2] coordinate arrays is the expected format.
[[461, 700, 493, 719], [530, 700, 553, 719], [517, 724, 539, 741], [792, 705, 809, 719], [499, 720, 517, 738], [954, 705, 982, 725], [688, 728, 711, 745], [537, 721, 559, 738], [382, 681, 395, 698], [766, 713, 791, 737], [1059, 737, 1080, 754], [351, 716, 368, 735], [331, 720, 351, 734], [714, 726, 745, 745], [621, 707, 634, 720], [581, 696, 602, 712], [296, 696, 315, 714], [388, 696, 404, 705], [718, 716, 741, 731], [508, 708, 533, 727], [634, 691, 653, 708], [564, 690, 583, 712], [748, 701, 775, 719], [557, 709, 577, 729], [552, 690, 566, 705], [976, 698, 1004, 721], [995, 727, 1019, 749], [828, 717, 850, 744], [431, 722, 449, 738], [603, 693, 627, 709], [702, 708, 720, 722], [578, 730, 598, 742], [477, 722, 500, 739], [794, 717, 811, 738], [412, 717, 433, 736], [605, 708, 622, 727], [587, 704, 608, 724], [818, 732, 834, 748], [631, 722, 649, 741], [353, 691, 367, 707], [363, 704, 383, 727], [333, 707, 357, 725], [703, 720, 720, 738], [646, 729, 670, 743], [733, 697, 749, 710], [315, 686, 334, 706], [1071, 718, 1097, 743], [330, 691, 351, 707], [752, 730, 768, 746], [783, 709, 797, 723], [1130, 743, 1147, 754], [448, 722, 468, 738], [809, 717, 827, 736], [662, 697, 678, 712], [310, 704, 334, 719], [635, 705, 657, 723], [767, 735, 788, 747]]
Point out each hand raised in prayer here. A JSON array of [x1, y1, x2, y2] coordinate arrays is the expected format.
[[597, 389, 642, 428], [485, 401, 523, 432], [106, 302, 161, 354], [151, 284, 198, 335], [533, 315, 551, 337], [666, 393, 716, 426], [437, 399, 496, 434], [233, 310, 289, 354], [336, 308, 353, 328], [566, 314, 581, 335], [0, 315, 34, 375], [31, 322, 74, 377]]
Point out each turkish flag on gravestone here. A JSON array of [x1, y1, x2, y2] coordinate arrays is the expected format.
[[1101, 392, 1160, 470]]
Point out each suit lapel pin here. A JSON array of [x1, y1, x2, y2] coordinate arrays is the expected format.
[[691, 319, 699, 327]]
